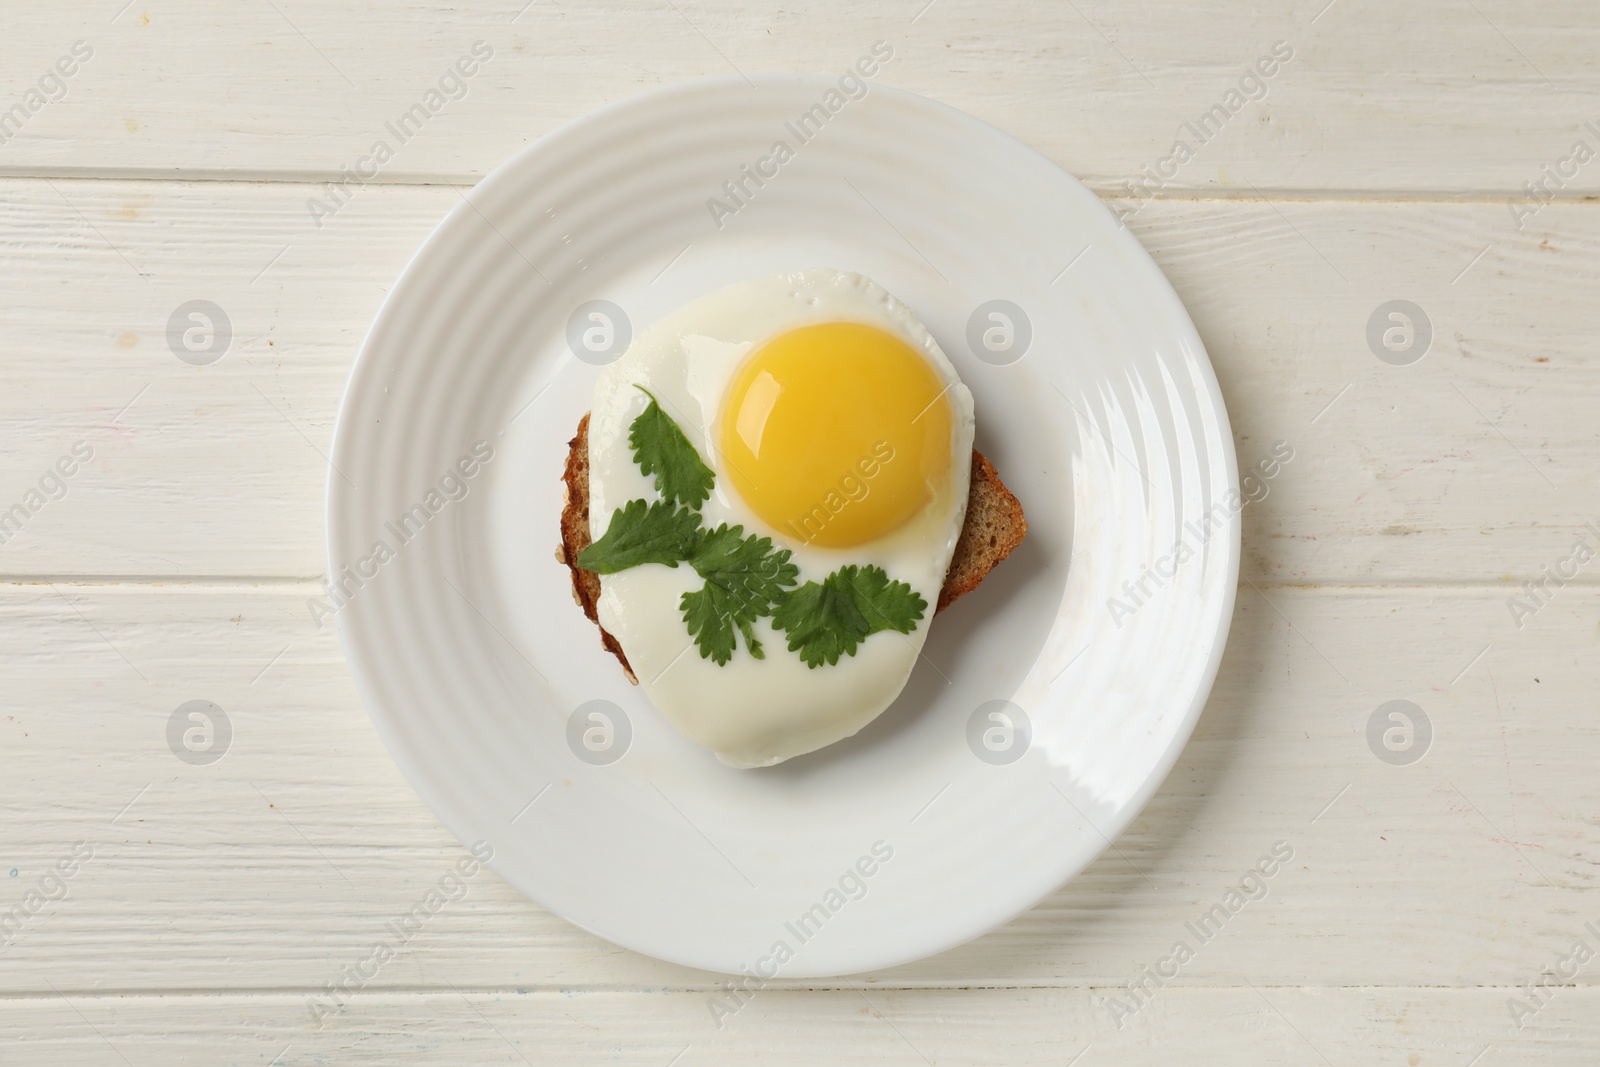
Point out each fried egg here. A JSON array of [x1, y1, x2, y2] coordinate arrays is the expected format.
[[588, 269, 975, 767]]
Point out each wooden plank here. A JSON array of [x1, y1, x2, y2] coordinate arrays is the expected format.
[[0, 583, 1592, 993], [0, 987, 1594, 1065], [1135, 197, 1600, 586], [0, 180, 1594, 582], [1, 1, 1597, 196], [5, 0, 1590, 1057]]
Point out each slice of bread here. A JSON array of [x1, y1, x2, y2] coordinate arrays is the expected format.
[[558, 413, 1026, 682], [937, 448, 1029, 613]]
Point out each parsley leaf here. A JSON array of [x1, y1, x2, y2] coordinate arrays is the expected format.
[[576, 499, 700, 574], [678, 523, 798, 665], [629, 386, 715, 509], [772, 564, 927, 668], [681, 580, 758, 666]]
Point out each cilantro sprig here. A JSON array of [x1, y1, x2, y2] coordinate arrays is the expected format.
[[576, 499, 701, 573], [629, 386, 715, 509], [772, 564, 927, 667], [580, 388, 926, 668], [681, 524, 799, 664]]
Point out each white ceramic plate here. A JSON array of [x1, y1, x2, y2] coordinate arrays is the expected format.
[[329, 74, 1238, 977]]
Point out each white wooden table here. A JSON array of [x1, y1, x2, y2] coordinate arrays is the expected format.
[[3, 2, 1596, 1062]]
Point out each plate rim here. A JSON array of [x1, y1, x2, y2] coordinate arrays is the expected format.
[[327, 72, 1242, 976]]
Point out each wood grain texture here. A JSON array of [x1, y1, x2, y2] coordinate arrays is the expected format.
[[0, 584, 1592, 997], [0, 180, 1596, 583], [3, 988, 1597, 1065], [3, 1, 1597, 1059], [1, 1, 1598, 197]]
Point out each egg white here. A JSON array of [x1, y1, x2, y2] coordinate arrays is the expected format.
[[588, 269, 975, 767]]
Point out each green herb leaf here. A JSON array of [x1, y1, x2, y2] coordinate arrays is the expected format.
[[581, 397, 927, 671], [678, 524, 798, 665], [576, 499, 700, 574], [772, 564, 927, 668], [681, 580, 758, 666], [629, 386, 715, 509], [843, 564, 928, 634]]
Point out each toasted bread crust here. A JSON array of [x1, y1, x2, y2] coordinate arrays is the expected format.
[[937, 448, 1029, 612], [559, 413, 637, 684], [559, 414, 1026, 680]]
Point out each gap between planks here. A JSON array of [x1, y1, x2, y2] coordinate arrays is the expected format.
[[0, 982, 1580, 1002], [0, 169, 1594, 207]]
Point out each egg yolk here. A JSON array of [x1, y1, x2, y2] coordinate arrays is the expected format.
[[718, 322, 953, 548]]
